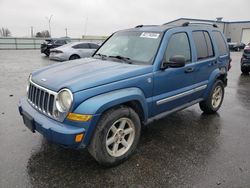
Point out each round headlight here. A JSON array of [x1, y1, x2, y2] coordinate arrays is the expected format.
[[56, 89, 73, 112]]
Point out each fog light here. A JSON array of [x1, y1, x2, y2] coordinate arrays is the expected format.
[[67, 113, 92, 122], [75, 133, 84, 143]]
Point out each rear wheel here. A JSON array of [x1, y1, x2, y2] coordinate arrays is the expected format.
[[241, 67, 249, 74], [199, 80, 224, 114], [69, 54, 80, 60], [44, 50, 50, 56], [88, 106, 141, 166]]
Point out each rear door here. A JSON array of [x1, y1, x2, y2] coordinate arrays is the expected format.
[[188, 30, 217, 100], [73, 43, 94, 57]]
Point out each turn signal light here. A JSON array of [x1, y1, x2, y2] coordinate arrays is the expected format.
[[67, 113, 92, 122], [75, 133, 84, 142]]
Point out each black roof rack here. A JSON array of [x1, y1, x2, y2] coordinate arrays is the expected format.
[[182, 22, 218, 28], [135, 25, 158, 28]]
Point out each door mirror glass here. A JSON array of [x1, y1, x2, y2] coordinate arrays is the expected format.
[[162, 55, 186, 69]]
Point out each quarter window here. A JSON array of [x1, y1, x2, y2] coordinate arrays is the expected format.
[[89, 43, 99, 49], [192, 31, 214, 60], [212, 31, 228, 56], [164, 32, 191, 63]]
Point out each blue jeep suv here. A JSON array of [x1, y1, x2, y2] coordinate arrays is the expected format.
[[19, 22, 230, 166]]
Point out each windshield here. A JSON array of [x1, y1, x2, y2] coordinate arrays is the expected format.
[[94, 31, 163, 64]]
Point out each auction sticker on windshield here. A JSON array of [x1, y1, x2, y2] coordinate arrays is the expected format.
[[140, 32, 160, 39]]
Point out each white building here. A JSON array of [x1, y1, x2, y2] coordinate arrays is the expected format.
[[164, 18, 250, 44]]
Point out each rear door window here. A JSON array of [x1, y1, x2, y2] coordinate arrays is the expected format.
[[72, 43, 90, 49], [212, 31, 228, 56], [192, 31, 214, 60], [89, 43, 99, 49]]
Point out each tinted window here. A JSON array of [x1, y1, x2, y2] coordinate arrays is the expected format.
[[204, 32, 214, 57], [72, 43, 90, 49], [193, 31, 214, 60], [164, 32, 191, 63], [213, 31, 227, 56], [55, 40, 66, 45], [89, 43, 99, 49]]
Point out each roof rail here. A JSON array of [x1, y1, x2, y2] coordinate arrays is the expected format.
[[135, 25, 143, 28], [135, 25, 158, 28], [182, 22, 218, 28]]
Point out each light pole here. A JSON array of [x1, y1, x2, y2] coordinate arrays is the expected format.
[[31, 26, 34, 38], [84, 17, 88, 38], [46, 15, 53, 37], [65, 28, 68, 37]]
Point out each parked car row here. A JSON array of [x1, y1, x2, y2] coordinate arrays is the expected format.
[[228, 42, 246, 51], [41, 38, 100, 61]]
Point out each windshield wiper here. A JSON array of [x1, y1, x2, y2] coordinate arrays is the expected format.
[[108, 55, 133, 64], [95, 53, 107, 59]]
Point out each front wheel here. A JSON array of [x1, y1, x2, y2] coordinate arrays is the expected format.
[[199, 80, 224, 114], [88, 106, 141, 166]]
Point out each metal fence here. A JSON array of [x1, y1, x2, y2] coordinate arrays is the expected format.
[[0, 37, 105, 50]]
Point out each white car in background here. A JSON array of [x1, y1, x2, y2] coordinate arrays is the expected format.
[[49, 42, 100, 61]]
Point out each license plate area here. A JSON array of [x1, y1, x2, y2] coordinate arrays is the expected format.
[[22, 111, 35, 133]]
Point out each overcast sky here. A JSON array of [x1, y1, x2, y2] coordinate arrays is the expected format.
[[0, 0, 249, 38]]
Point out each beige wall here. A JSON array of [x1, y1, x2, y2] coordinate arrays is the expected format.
[[165, 19, 250, 43], [226, 23, 250, 42]]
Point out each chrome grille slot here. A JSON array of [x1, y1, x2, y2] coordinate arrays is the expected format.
[[27, 80, 57, 118]]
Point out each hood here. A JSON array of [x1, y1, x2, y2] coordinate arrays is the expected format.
[[31, 58, 152, 92]]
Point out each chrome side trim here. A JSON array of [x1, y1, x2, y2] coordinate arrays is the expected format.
[[156, 85, 207, 105], [147, 98, 204, 125]]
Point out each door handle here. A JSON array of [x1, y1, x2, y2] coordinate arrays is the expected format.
[[185, 67, 194, 73], [208, 61, 218, 66]]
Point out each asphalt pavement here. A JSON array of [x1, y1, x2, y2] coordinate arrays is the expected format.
[[0, 50, 250, 188]]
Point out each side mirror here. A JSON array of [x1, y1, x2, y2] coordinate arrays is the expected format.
[[161, 55, 186, 70]]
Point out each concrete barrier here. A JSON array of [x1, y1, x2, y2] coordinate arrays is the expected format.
[[0, 37, 105, 50]]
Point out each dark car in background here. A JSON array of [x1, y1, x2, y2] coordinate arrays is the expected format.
[[241, 45, 250, 74], [228, 42, 245, 51], [41, 38, 71, 56]]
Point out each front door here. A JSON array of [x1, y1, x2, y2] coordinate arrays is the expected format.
[[152, 32, 197, 116]]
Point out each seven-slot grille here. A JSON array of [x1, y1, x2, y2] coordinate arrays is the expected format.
[[27, 81, 56, 117]]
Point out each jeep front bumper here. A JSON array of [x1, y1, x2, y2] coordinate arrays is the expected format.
[[18, 98, 86, 149]]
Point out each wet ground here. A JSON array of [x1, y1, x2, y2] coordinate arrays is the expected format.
[[0, 50, 249, 188]]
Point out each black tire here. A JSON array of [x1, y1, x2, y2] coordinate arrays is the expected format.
[[88, 106, 141, 167], [69, 54, 80, 60], [44, 50, 50, 56], [199, 80, 224, 114], [241, 67, 249, 74]]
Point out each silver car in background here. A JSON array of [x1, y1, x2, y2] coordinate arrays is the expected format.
[[49, 42, 99, 61]]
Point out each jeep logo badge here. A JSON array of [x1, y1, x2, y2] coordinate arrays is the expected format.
[[41, 78, 47, 82]]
